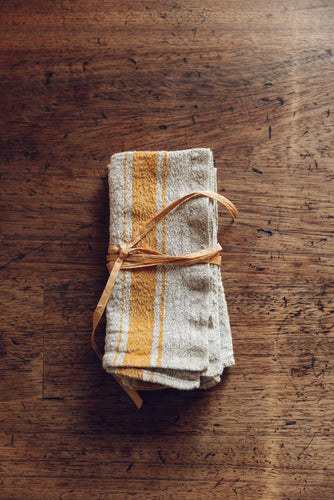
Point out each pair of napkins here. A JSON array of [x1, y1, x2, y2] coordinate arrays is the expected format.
[[102, 148, 235, 391]]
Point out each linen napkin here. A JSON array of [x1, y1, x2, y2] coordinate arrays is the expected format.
[[102, 148, 235, 390]]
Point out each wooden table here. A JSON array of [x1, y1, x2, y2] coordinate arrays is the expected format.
[[1, 1, 333, 498]]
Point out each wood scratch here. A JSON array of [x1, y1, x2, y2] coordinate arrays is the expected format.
[[298, 434, 316, 460], [0, 221, 98, 270]]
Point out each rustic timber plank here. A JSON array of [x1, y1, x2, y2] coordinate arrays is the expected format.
[[1, 0, 333, 499]]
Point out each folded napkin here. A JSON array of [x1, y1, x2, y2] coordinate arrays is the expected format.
[[101, 148, 235, 392]]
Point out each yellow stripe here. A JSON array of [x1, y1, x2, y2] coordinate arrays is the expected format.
[[113, 153, 128, 365], [121, 152, 159, 379]]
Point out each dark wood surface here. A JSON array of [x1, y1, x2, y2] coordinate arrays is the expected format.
[[1, 1, 333, 498]]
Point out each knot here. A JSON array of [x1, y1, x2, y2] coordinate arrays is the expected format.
[[119, 243, 130, 260]]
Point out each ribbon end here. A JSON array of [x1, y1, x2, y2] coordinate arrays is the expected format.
[[114, 376, 143, 409]]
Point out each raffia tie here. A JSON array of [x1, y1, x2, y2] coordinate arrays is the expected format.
[[91, 190, 238, 409]]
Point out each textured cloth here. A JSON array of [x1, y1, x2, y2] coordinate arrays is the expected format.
[[102, 148, 234, 390]]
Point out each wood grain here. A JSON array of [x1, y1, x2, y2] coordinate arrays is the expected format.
[[1, 1, 333, 498]]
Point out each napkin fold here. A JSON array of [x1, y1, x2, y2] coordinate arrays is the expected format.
[[102, 148, 234, 390]]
